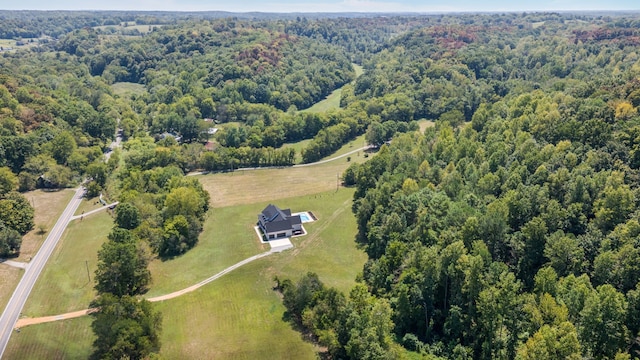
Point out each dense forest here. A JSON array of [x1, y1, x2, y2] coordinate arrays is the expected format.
[[3, 9, 640, 359]]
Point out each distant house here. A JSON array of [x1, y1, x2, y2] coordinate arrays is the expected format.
[[258, 204, 302, 240]]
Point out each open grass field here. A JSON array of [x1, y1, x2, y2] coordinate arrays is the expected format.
[[93, 23, 163, 34], [198, 135, 369, 208], [0, 266, 22, 315], [20, 212, 112, 317], [16, 189, 75, 262], [111, 82, 146, 97], [281, 138, 312, 163], [418, 119, 436, 133], [154, 187, 365, 359], [3, 316, 93, 360], [0, 38, 40, 52], [301, 87, 343, 113], [6, 188, 365, 359], [155, 260, 318, 359], [301, 63, 363, 113]]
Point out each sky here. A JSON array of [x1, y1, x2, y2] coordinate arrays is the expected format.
[[2, 0, 639, 13]]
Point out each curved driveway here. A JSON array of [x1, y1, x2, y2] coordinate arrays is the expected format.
[[0, 186, 85, 358]]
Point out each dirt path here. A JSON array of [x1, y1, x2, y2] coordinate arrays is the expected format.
[[14, 251, 273, 329]]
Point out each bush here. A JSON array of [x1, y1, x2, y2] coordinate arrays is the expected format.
[[402, 333, 425, 352]]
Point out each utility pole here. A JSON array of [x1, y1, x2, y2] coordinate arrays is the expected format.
[[85, 260, 91, 283]]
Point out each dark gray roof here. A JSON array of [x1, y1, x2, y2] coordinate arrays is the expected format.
[[259, 204, 300, 234]]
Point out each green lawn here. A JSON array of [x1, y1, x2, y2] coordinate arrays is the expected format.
[[301, 87, 344, 113], [3, 316, 94, 360], [146, 203, 267, 297], [20, 212, 113, 317], [155, 260, 318, 359], [281, 139, 312, 163], [301, 63, 363, 114], [0, 266, 22, 315], [198, 144, 368, 208], [154, 188, 365, 359], [18, 189, 75, 262], [7, 188, 365, 359], [327, 133, 367, 159]]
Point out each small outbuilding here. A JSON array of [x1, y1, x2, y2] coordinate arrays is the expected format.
[[258, 204, 302, 240]]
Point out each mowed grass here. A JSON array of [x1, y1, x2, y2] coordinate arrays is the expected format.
[[301, 63, 363, 113], [301, 87, 343, 113], [111, 82, 146, 97], [74, 195, 115, 216], [0, 266, 23, 314], [281, 138, 312, 163], [199, 155, 361, 207], [155, 261, 318, 360], [155, 188, 365, 359], [17, 189, 75, 262], [146, 203, 268, 297], [6, 188, 366, 360], [3, 316, 94, 360], [21, 212, 113, 317], [199, 134, 368, 208]]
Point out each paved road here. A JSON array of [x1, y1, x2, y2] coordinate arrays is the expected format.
[[0, 186, 85, 358]]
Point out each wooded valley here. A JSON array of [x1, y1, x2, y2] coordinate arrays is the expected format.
[[3, 9, 640, 359]]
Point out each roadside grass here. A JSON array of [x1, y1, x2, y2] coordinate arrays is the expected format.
[[21, 212, 113, 317], [74, 195, 115, 216], [4, 316, 93, 360], [0, 266, 22, 314], [111, 82, 146, 97], [328, 133, 367, 158], [17, 189, 75, 262], [198, 147, 367, 208]]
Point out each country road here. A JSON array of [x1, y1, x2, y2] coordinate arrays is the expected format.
[[0, 186, 85, 358]]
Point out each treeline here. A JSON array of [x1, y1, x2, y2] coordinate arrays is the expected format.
[[280, 12, 640, 360], [0, 11, 182, 39], [0, 167, 33, 257]]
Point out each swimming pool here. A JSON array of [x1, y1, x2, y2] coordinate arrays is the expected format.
[[299, 213, 311, 222]]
